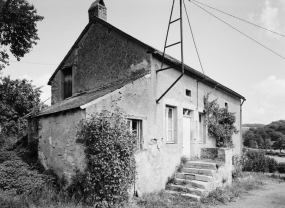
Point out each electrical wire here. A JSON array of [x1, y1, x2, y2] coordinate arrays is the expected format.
[[183, 0, 207, 79], [189, 1, 285, 61], [190, 0, 285, 38], [9, 61, 57, 66]]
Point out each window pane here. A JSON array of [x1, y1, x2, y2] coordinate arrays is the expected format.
[[168, 108, 172, 119], [63, 69, 72, 99], [168, 130, 173, 141], [132, 120, 138, 131], [168, 118, 172, 129], [183, 109, 190, 116]]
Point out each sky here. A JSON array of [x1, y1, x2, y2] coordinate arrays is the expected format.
[[2, 0, 285, 125]]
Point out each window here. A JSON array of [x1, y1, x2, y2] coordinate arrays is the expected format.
[[165, 107, 175, 143], [199, 114, 206, 143], [225, 102, 228, 108], [127, 119, 142, 149], [62, 68, 72, 99], [186, 89, 191, 97]]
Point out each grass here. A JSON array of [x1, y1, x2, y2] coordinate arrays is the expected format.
[[201, 172, 284, 206], [269, 156, 285, 163], [1, 172, 284, 208]]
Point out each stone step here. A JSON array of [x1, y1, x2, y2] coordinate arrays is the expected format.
[[164, 190, 201, 202], [174, 178, 209, 189], [182, 167, 214, 176], [176, 172, 213, 182], [168, 184, 206, 196], [184, 161, 217, 170]]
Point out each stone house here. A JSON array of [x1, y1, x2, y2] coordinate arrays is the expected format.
[[30, 0, 245, 195]]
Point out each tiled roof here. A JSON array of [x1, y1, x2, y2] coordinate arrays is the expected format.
[[37, 76, 146, 117], [47, 16, 245, 114]]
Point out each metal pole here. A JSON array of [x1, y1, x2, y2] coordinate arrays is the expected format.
[[160, 0, 176, 70]]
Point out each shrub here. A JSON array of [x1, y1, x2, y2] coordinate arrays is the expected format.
[[0, 160, 45, 194], [74, 109, 137, 206], [242, 150, 269, 173], [0, 150, 20, 164], [267, 157, 278, 173], [278, 163, 285, 173]]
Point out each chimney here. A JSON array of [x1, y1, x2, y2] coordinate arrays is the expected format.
[[88, 0, 107, 22]]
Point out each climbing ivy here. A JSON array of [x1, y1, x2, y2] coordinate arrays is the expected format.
[[74, 109, 137, 207], [203, 93, 239, 148]]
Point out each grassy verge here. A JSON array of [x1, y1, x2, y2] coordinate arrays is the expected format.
[[1, 172, 284, 208], [201, 172, 284, 206]]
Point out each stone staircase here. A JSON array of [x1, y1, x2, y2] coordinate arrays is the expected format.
[[166, 161, 218, 201]]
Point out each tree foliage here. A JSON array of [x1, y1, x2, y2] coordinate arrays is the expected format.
[[243, 120, 285, 150], [0, 0, 44, 70], [203, 93, 238, 148], [0, 76, 41, 136], [272, 136, 285, 153], [73, 109, 137, 207]]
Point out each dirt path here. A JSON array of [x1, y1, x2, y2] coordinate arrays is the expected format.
[[213, 181, 285, 208]]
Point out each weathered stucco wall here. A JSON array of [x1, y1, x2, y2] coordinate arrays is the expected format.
[[50, 21, 151, 105], [84, 73, 181, 194], [152, 56, 242, 157], [201, 148, 233, 189], [37, 110, 86, 178]]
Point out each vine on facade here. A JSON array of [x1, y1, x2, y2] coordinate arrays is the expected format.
[[203, 93, 239, 148]]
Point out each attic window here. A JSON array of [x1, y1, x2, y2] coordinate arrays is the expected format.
[[62, 67, 73, 99], [186, 89, 191, 97]]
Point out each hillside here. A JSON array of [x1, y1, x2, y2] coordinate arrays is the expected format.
[[242, 124, 265, 128], [243, 120, 285, 150]]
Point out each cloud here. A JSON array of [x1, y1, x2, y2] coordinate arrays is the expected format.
[[244, 76, 285, 124], [22, 74, 51, 106], [255, 75, 285, 97], [260, 0, 281, 39]]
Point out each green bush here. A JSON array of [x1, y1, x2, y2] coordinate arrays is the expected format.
[[73, 109, 137, 206], [267, 157, 278, 173], [242, 150, 269, 173], [278, 163, 285, 173], [0, 160, 45, 194], [0, 151, 20, 164]]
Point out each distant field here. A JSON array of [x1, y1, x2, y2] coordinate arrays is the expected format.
[[269, 156, 285, 163]]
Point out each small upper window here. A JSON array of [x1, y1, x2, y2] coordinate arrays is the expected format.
[[62, 68, 72, 99], [225, 102, 228, 108], [186, 89, 191, 97]]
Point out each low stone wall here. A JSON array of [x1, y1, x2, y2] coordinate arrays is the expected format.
[[201, 148, 233, 189]]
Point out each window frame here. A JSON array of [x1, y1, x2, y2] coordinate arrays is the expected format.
[[165, 106, 175, 143], [199, 113, 207, 144], [62, 67, 73, 99], [127, 119, 143, 150]]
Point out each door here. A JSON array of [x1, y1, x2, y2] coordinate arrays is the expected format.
[[183, 116, 191, 157]]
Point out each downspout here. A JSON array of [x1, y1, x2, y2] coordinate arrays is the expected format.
[[196, 80, 199, 110], [240, 98, 246, 155]]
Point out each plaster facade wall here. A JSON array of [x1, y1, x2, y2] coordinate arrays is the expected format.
[[84, 74, 181, 194], [37, 110, 86, 178], [50, 22, 151, 105], [152, 57, 242, 157]]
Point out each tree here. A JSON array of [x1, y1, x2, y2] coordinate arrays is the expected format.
[[0, 76, 41, 136], [272, 136, 285, 153], [264, 139, 271, 151], [0, 0, 44, 70]]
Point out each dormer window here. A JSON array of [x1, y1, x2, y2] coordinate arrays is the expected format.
[[62, 67, 72, 99]]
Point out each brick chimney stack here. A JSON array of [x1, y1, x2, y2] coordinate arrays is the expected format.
[[88, 0, 107, 22]]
